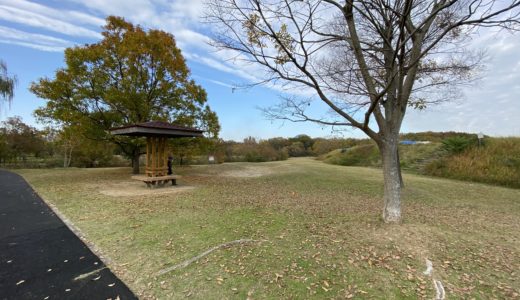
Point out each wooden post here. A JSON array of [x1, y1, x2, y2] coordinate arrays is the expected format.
[[162, 137, 167, 175], [151, 137, 156, 176], [159, 137, 164, 176], [146, 137, 150, 175], [164, 138, 168, 174]]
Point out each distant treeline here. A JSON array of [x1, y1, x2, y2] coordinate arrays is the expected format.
[[5, 115, 510, 188], [0, 116, 128, 168], [218, 135, 363, 163], [217, 131, 483, 163], [0, 117, 371, 167]]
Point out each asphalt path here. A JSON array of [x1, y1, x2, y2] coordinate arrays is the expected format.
[[0, 169, 137, 300]]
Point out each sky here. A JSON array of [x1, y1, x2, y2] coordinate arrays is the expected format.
[[0, 0, 519, 141]]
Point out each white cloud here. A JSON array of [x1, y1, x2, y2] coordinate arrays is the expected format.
[[0, 5, 101, 38], [169, 0, 205, 21], [0, 0, 105, 26], [66, 0, 157, 24], [403, 31, 520, 137], [0, 39, 65, 52], [193, 75, 235, 89], [0, 25, 72, 52]]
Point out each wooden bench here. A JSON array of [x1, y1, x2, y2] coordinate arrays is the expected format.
[[132, 175, 181, 188]]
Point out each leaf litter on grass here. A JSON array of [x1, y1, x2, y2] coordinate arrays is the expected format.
[[17, 158, 520, 299]]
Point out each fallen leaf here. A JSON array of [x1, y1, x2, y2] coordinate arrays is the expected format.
[[321, 286, 329, 292], [323, 280, 330, 287]]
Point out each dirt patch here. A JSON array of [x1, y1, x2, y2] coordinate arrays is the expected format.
[[221, 166, 274, 178], [98, 181, 195, 197]]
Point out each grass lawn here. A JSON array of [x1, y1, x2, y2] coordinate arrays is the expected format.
[[17, 158, 520, 299]]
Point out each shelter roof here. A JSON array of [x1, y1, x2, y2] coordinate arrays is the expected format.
[[109, 121, 203, 138]]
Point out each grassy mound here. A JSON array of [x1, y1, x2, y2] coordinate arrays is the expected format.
[[320, 142, 444, 172], [426, 137, 520, 188], [321, 144, 381, 167], [320, 137, 520, 188]]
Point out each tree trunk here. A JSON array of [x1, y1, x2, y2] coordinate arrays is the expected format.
[[67, 147, 73, 167], [131, 151, 140, 174], [397, 148, 404, 188], [381, 139, 402, 223], [63, 145, 73, 168]]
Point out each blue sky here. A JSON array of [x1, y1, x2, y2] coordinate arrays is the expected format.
[[1, 0, 519, 141]]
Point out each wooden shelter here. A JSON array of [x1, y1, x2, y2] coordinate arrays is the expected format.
[[110, 121, 203, 186]]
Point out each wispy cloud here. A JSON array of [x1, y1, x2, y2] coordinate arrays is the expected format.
[[0, 4, 101, 38], [193, 75, 235, 89], [0, 0, 105, 26], [67, 0, 158, 24], [0, 25, 72, 52]]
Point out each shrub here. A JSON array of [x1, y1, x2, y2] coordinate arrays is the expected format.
[[441, 136, 476, 154]]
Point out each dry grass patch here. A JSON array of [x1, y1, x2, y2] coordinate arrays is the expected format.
[[97, 181, 195, 197]]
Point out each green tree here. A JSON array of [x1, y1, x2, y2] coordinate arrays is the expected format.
[[0, 60, 17, 112], [0, 128, 8, 165], [31, 16, 220, 174], [286, 141, 306, 157], [266, 137, 290, 151], [1, 116, 46, 165], [289, 134, 314, 155]]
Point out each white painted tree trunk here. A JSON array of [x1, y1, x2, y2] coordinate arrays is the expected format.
[[381, 140, 402, 223]]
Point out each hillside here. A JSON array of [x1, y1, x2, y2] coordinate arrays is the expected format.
[[320, 137, 520, 188]]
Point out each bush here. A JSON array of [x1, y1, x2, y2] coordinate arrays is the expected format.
[[441, 136, 477, 154]]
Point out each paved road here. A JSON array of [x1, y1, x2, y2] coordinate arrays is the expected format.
[[0, 170, 137, 300]]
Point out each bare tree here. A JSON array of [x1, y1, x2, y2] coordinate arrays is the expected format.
[[205, 0, 519, 223]]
